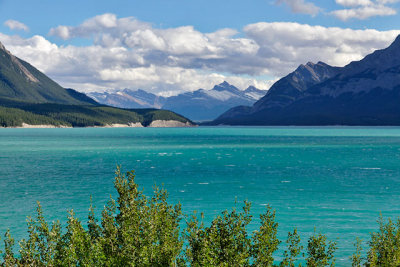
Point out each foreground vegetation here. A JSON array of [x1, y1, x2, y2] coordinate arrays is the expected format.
[[0, 98, 191, 127], [1, 168, 399, 266]]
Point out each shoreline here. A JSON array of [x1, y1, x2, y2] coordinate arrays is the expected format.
[[4, 120, 196, 129]]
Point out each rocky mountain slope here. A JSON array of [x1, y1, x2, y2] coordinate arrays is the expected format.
[[89, 89, 166, 109], [0, 41, 194, 127], [0, 42, 93, 105], [89, 81, 266, 121], [210, 35, 400, 126]]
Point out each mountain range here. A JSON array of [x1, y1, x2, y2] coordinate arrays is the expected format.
[[3, 33, 400, 127], [210, 35, 400, 126], [0, 42, 193, 127], [88, 82, 266, 121]]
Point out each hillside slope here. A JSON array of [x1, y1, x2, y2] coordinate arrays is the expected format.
[[0, 42, 94, 105], [0, 42, 194, 127]]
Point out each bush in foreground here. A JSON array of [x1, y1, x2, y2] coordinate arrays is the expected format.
[[0, 168, 398, 266]]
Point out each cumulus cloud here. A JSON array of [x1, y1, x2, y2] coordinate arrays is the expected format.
[[1, 15, 400, 95], [244, 22, 399, 71], [332, 5, 396, 20], [332, 0, 399, 20], [276, 0, 321, 16], [4, 19, 29, 32], [49, 13, 151, 41]]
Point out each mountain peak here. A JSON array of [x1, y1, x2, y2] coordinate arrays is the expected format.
[[294, 60, 339, 81], [0, 41, 6, 51], [245, 85, 257, 91], [213, 81, 240, 92], [299, 61, 330, 71], [0, 41, 12, 56], [211, 34, 400, 126], [343, 34, 400, 75], [0, 42, 39, 83], [377, 34, 400, 54], [219, 81, 231, 87], [316, 61, 329, 66], [305, 61, 315, 67], [390, 34, 400, 48]]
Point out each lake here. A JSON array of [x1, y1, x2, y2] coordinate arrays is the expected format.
[[1, 126, 400, 265]]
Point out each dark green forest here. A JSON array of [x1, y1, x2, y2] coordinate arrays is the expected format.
[[0, 98, 191, 127], [1, 168, 399, 266]]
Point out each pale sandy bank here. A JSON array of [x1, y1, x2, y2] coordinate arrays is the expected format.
[[102, 122, 144, 128], [14, 123, 72, 128], [6, 120, 195, 128], [148, 120, 194, 127]]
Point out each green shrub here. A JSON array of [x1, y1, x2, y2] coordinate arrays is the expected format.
[[365, 216, 400, 266], [280, 228, 303, 267], [0, 168, 345, 266], [184, 201, 253, 266], [306, 230, 337, 266]]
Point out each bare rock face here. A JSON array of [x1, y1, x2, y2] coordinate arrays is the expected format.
[[0, 41, 95, 105], [148, 120, 194, 127], [11, 56, 39, 83], [103, 122, 144, 128], [0, 41, 38, 83], [253, 61, 341, 111]]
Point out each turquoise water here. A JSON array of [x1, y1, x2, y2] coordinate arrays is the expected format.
[[1, 127, 400, 265]]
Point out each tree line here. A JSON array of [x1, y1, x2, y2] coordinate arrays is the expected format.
[[0, 103, 190, 127]]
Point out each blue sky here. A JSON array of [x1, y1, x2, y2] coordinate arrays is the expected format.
[[0, 0, 400, 94], [2, 0, 400, 38]]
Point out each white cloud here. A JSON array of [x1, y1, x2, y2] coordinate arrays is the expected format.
[[244, 22, 400, 71], [332, 5, 396, 20], [48, 14, 261, 77], [1, 15, 400, 95], [276, 0, 321, 16], [377, 0, 400, 4], [332, 0, 399, 20], [49, 26, 70, 39], [335, 0, 373, 6], [49, 13, 151, 41], [4, 19, 29, 32]]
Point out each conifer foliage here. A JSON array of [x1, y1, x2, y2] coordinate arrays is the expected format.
[[1, 168, 397, 266]]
